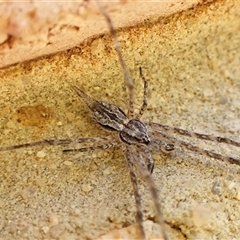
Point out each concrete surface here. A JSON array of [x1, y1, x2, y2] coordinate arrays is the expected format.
[[0, 0, 240, 239]]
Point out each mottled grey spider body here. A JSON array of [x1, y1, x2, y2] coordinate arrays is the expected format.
[[72, 85, 151, 146], [1, 2, 240, 240]]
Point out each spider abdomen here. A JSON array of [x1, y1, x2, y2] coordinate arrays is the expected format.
[[93, 101, 128, 131]]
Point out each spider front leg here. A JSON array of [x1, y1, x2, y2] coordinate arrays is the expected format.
[[138, 145, 155, 174], [147, 137, 175, 157], [132, 146, 168, 240], [149, 122, 240, 148], [122, 144, 146, 239], [151, 130, 240, 166], [138, 141, 174, 175]]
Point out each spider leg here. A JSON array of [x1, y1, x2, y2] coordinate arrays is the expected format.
[[151, 130, 240, 166], [122, 144, 146, 240], [132, 146, 168, 240], [149, 138, 175, 155], [0, 136, 112, 151], [136, 67, 148, 119], [63, 141, 118, 152], [138, 145, 154, 174], [148, 122, 240, 148], [95, 0, 135, 119]]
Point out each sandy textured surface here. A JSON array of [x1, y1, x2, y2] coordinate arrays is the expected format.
[[0, 0, 200, 69], [1, 0, 240, 239]]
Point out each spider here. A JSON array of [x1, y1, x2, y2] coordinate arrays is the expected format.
[[1, 2, 240, 240]]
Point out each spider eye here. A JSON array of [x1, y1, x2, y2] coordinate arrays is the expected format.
[[143, 136, 150, 145]]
